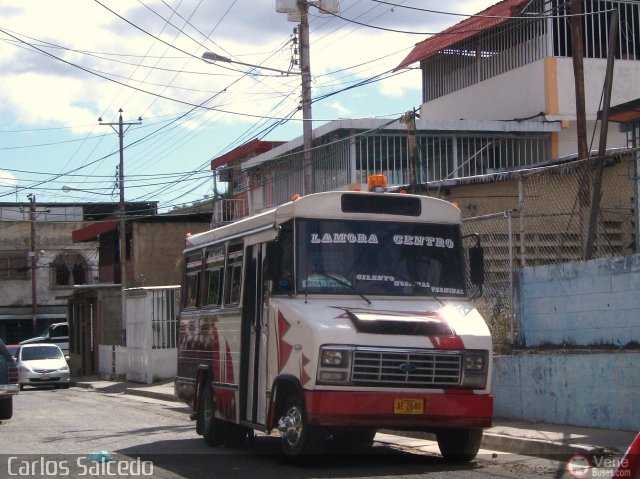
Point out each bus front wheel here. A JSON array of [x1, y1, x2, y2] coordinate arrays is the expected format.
[[436, 428, 483, 462], [198, 383, 228, 447], [277, 396, 323, 461]]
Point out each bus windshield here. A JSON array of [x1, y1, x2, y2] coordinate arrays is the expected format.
[[296, 219, 466, 297]]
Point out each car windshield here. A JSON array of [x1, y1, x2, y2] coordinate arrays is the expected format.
[[296, 219, 466, 297], [21, 346, 63, 361]]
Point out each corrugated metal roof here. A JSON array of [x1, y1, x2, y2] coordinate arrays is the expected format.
[[395, 0, 529, 70]]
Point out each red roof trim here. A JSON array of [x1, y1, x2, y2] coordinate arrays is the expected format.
[[211, 139, 284, 170], [396, 0, 529, 70], [72, 216, 117, 242]]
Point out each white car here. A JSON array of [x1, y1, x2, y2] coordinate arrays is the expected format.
[[16, 344, 71, 390]]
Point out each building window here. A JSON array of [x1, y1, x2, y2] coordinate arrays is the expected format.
[[0, 252, 28, 280], [51, 253, 88, 288]]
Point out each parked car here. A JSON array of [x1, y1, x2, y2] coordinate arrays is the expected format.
[[16, 344, 70, 390], [0, 339, 19, 420], [19, 322, 69, 356]]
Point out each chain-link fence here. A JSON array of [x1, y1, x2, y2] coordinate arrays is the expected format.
[[459, 151, 638, 345]]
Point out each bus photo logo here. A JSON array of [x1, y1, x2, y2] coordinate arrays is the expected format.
[[566, 454, 591, 478]]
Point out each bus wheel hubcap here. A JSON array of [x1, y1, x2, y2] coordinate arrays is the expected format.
[[278, 407, 303, 446]]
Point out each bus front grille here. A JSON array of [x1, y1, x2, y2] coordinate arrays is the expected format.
[[351, 349, 462, 388]]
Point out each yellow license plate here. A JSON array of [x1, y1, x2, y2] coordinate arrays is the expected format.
[[393, 398, 424, 415]]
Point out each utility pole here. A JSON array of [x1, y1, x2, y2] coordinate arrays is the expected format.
[[276, 1, 339, 195], [299, 0, 314, 195], [570, 0, 591, 257], [28, 194, 37, 335], [583, 10, 619, 260], [99, 110, 141, 339], [401, 110, 418, 193]]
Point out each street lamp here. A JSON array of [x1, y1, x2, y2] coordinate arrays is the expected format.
[[61, 185, 112, 196], [201, 51, 295, 76]]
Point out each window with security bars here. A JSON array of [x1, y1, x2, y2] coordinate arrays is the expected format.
[[151, 289, 179, 349], [0, 252, 28, 280], [422, 0, 640, 102], [50, 253, 88, 288]]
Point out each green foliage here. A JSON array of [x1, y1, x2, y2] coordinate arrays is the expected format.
[[474, 295, 514, 345]]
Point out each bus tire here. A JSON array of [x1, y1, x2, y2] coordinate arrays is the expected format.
[[198, 383, 228, 447], [278, 395, 324, 462], [0, 398, 12, 420], [436, 428, 483, 463]]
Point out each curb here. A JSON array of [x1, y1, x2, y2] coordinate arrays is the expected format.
[[74, 380, 177, 403], [382, 429, 613, 460], [480, 431, 609, 459], [124, 388, 177, 403]]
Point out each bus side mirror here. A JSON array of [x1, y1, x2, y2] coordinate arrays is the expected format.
[[469, 246, 484, 286]]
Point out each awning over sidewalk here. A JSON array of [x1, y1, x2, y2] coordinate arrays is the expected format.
[[72, 215, 117, 243]]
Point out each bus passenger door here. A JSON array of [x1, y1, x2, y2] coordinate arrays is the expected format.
[[240, 244, 268, 426]]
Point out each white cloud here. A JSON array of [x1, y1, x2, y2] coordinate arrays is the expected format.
[[328, 102, 350, 116], [0, 171, 17, 187], [0, 0, 503, 207]]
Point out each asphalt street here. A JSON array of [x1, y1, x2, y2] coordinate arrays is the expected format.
[[0, 385, 596, 479]]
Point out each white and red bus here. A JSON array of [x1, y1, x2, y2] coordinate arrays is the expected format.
[[175, 188, 491, 462]]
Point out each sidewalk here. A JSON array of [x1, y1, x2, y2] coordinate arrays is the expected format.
[[73, 376, 637, 460]]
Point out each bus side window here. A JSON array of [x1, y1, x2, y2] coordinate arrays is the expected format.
[[204, 246, 225, 307], [183, 252, 202, 309], [267, 221, 294, 293], [224, 242, 243, 307]]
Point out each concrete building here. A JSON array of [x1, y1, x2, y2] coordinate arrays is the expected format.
[[396, 0, 639, 158], [214, 0, 640, 217], [67, 213, 211, 375], [0, 201, 153, 343]]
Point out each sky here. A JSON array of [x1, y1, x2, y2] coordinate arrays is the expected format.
[[0, 0, 497, 213]]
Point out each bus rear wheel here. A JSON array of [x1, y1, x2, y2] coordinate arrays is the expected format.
[[436, 428, 483, 462], [198, 383, 228, 447], [0, 398, 12, 420], [277, 396, 323, 461]]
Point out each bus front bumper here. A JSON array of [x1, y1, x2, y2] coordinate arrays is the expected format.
[[303, 389, 493, 429]]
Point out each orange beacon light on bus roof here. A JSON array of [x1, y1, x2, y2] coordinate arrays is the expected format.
[[368, 174, 387, 192]]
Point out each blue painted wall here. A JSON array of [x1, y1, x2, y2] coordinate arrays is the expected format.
[[517, 254, 640, 347], [493, 351, 640, 431]]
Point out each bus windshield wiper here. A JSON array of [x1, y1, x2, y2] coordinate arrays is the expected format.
[[314, 272, 371, 305]]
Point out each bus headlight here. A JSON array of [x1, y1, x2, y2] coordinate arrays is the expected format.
[[461, 351, 488, 389], [464, 354, 485, 371], [317, 346, 353, 384], [321, 349, 346, 367]]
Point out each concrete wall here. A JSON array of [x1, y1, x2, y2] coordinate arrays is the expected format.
[[518, 255, 640, 348], [423, 61, 547, 122], [1, 222, 98, 308], [132, 222, 209, 288], [422, 58, 640, 123], [421, 57, 637, 157], [493, 351, 640, 431], [98, 345, 127, 379], [125, 287, 179, 384], [493, 254, 640, 430]]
